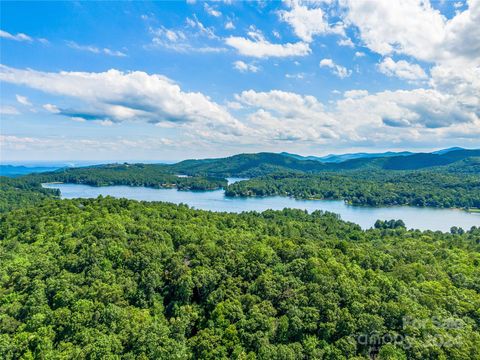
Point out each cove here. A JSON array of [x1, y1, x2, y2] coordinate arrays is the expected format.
[[42, 182, 480, 232]]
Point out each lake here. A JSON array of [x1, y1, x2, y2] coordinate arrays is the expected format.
[[42, 181, 480, 232]]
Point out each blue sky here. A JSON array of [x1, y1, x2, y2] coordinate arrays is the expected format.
[[1, 0, 479, 161]]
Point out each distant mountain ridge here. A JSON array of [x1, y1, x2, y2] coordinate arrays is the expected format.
[[281, 147, 465, 163], [0, 165, 62, 177], [4, 147, 478, 179], [168, 148, 480, 177], [431, 147, 465, 155]]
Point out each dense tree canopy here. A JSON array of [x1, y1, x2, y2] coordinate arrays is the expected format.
[[0, 176, 59, 213], [1, 197, 479, 359], [225, 171, 480, 209], [167, 150, 480, 177], [25, 163, 227, 191]]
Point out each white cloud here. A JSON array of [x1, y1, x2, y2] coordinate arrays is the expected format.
[[204, 3, 221, 17], [336, 88, 477, 130], [378, 57, 428, 81], [341, 0, 480, 67], [225, 24, 311, 58], [225, 21, 235, 30], [225, 36, 311, 58], [185, 16, 218, 39], [151, 37, 226, 53], [344, 89, 368, 98], [230, 66, 479, 146], [233, 60, 259, 73], [0, 105, 20, 115], [278, 0, 344, 42], [285, 73, 306, 79], [226, 101, 243, 110], [354, 51, 365, 57], [246, 25, 265, 42], [165, 28, 185, 42], [235, 89, 338, 141], [15, 94, 32, 106], [149, 18, 225, 53], [429, 64, 480, 111], [66, 41, 126, 57], [0, 29, 32, 42], [102, 48, 127, 57], [337, 37, 354, 47], [319, 58, 352, 78], [0, 65, 246, 138], [341, 0, 445, 60], [43, 103, 60, 113]]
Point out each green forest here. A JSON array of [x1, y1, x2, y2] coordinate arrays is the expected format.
[[225, 171, 480, 208], [25, 164, 227, 191], [1, 196, 479, 359], [166, 150, 480, 177], [0, 177, 60, 213]]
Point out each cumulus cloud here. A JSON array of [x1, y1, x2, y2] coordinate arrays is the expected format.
[[225, 21, 235, 30], [341, 0, 480, 66], [231, 72, 479, 145], [226, 101, 243, 110], [235, 90, 338, 141], [336, 0, 479, 140], [378, 57, 428, 81], [225, 36, 311, 58], [233, 60, 259, 73], [278, 0, 344, 42], [225, 25, 311, 58], [344, 89, 368, 98], [319, 58, 352, 78], [429, 64, 480, 112], [338, 38, 354, 47], [336, 88, 477, 129], [0, 65, 246, 137]]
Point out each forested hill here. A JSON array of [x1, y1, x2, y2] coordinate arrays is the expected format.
[[1, 197, 479, 359], [21, 163, 227, 191], [0, 165, 60, 177], [168, 153, 326, 177], [167, 149, 480, 177], [225, 171, 480, 208]]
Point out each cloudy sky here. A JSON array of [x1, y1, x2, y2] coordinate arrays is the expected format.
[[1, 0, 479, 161]]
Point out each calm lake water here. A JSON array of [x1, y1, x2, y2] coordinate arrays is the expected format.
[[42, 182, 480, 232]]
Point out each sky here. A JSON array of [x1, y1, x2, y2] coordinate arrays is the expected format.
[[0, 0, 479, 162]]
